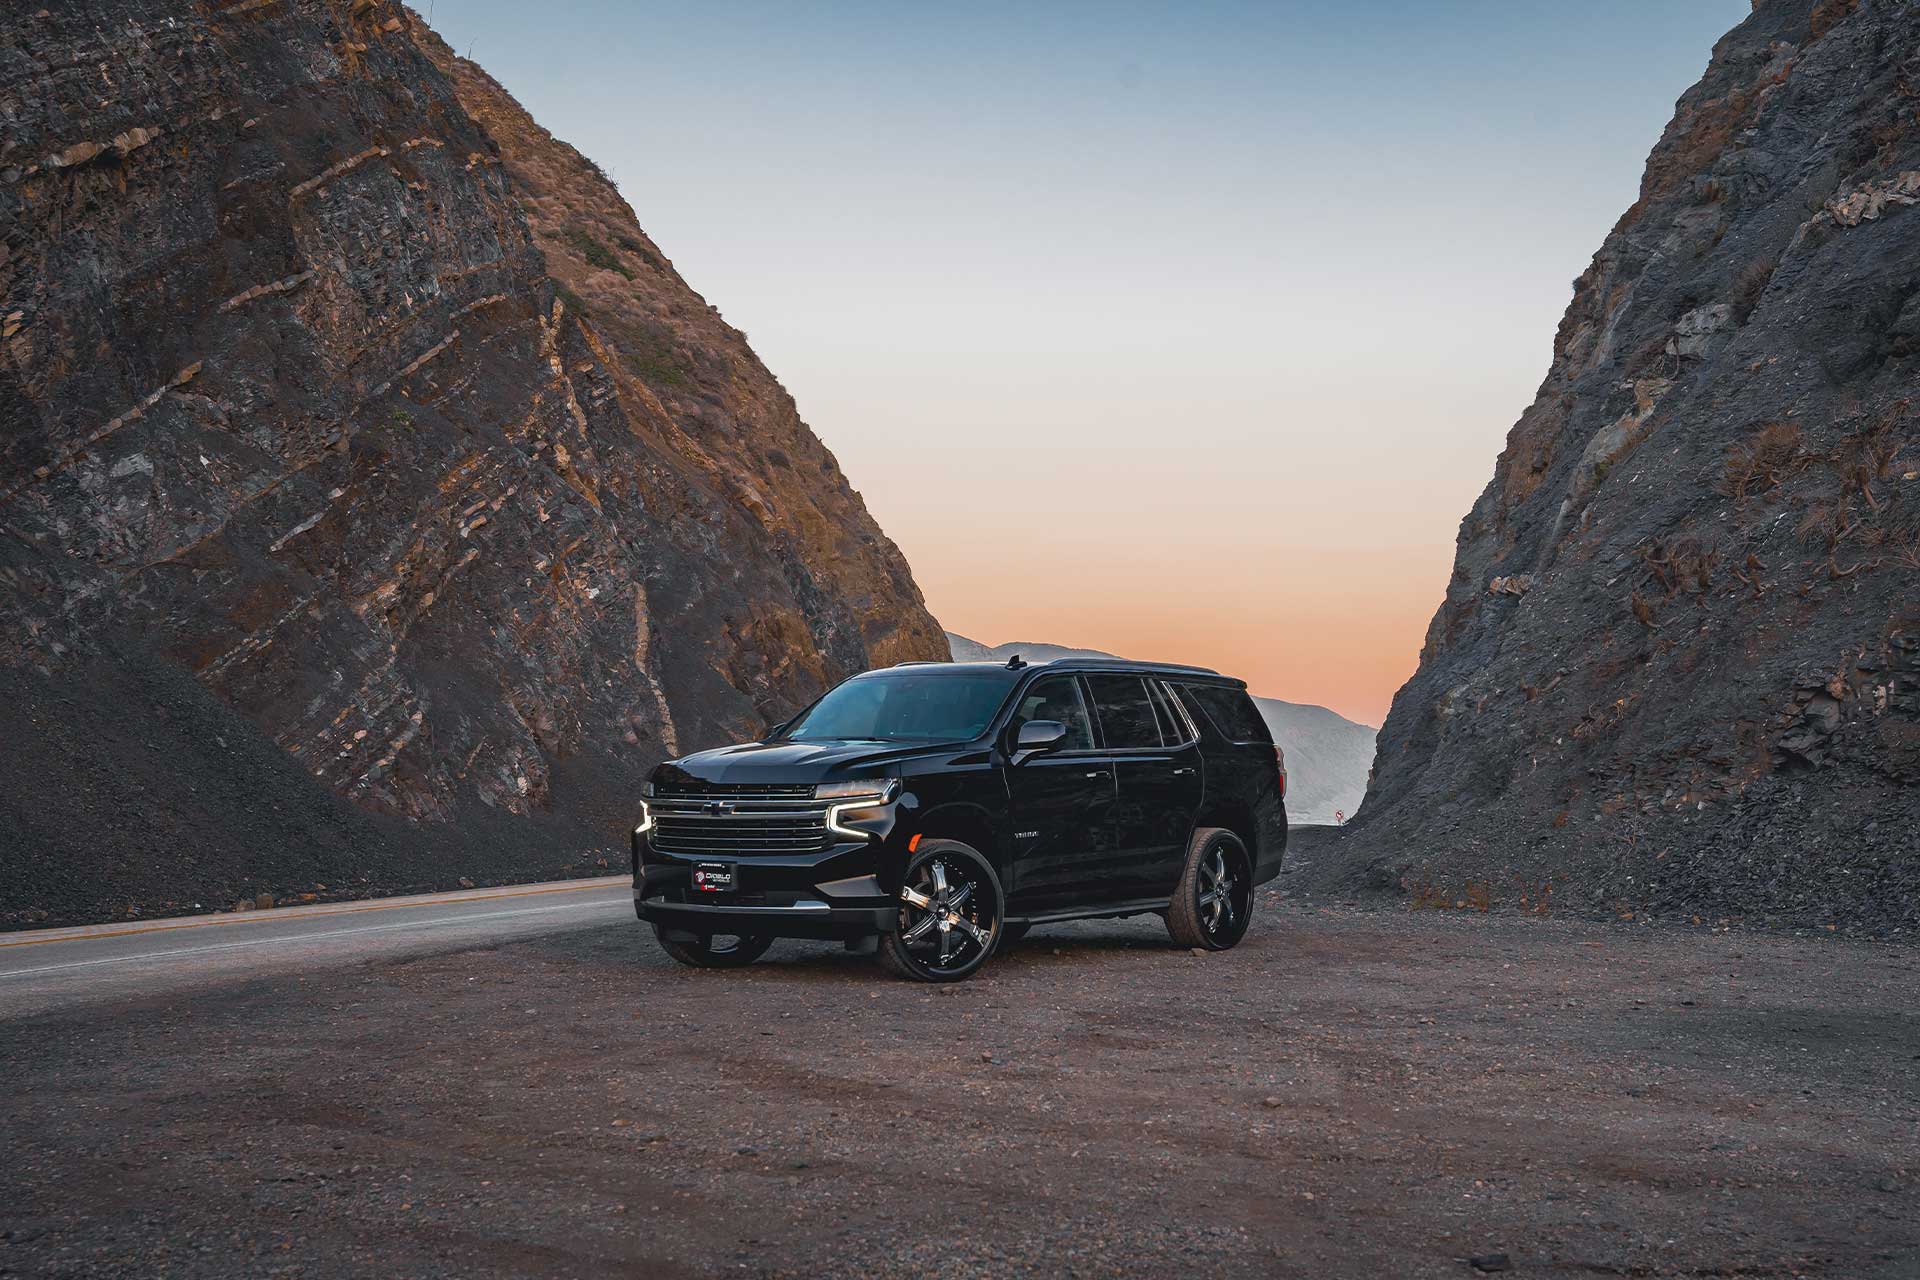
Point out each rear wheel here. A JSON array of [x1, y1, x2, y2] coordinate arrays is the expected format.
[[1165, 828, 1253, 950], [879, 841, 1003, 982], [653, 924, 774, 969]]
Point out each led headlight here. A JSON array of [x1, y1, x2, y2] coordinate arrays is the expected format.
[[820, 779, 897, 839], [815, 778, 892, 801], [633, 799, 653, 836]]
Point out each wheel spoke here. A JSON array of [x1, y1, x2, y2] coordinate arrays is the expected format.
[[900, 885, 933, 910], [949, 914, 989, 947], [903, 912, 940, 944], [946, 882, 973, 913], [931, 862, 950, 896]]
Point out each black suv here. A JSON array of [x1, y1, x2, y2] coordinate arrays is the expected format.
[[633, 657, 1287, 982]]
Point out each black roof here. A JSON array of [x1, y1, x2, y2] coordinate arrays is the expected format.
[[889, 657, 1240, 685]]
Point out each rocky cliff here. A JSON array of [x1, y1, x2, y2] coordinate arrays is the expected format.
[[0, 0, 945, 925], [1330, 0, 1920, 934]]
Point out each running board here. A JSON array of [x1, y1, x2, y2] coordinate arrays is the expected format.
[[1005, 898, 1170, 927]]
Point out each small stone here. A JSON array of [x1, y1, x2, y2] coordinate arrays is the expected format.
[[1190, 947, 1207, 957], [1262, 1096, 1283, 1108], [1468, 1253, 1513, 1273]]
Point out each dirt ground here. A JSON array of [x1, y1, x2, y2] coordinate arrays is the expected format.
[[3, 892, 1916, 1279]]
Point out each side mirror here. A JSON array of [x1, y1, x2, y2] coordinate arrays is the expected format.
[[1010, 719, 1067, 764]]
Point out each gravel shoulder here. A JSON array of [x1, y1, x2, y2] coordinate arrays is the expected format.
[[3, 892, 1916, 1278]]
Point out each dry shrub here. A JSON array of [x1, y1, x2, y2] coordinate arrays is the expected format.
[[1720, 421, 1803, 499], [1831, 402, 1909, 511], [1642, 537, 1719, 597], [1731, 256, 1778, 324], [1629, 590, 1658, 629]]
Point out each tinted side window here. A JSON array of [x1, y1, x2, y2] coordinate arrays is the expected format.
[[1178, 683, 1271, 745], [1085, 675, 1163, 749], [1145, 680, 1193, 744], [1008, 674, 1094, 751]]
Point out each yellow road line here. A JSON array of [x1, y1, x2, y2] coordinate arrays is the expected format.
[[0, 879, 630, 950]]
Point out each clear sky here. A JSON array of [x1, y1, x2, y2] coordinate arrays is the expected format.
[[429, 0, 1750, 726]]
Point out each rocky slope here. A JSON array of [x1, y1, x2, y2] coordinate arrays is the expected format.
[[1329, 0, 1920, 934], [946, 632, 1377, 825], [0, 0, 944, 925]]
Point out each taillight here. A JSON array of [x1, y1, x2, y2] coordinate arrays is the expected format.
[[1274, 748, 1287, 798]]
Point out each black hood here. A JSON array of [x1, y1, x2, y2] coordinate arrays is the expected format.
[[655, 738, 960, 787]]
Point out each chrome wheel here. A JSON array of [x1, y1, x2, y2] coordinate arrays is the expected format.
[[1199, 846, 1240, 937], [1166, 828, 1254, 950], [881, 842, 1003, 982]]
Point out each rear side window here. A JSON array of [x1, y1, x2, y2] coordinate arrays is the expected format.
[[1145, 680, 1193, 744], [1084, 675, 1163, 748], [1177, 683, 1271, 745]]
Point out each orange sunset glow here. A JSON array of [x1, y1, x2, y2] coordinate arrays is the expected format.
[[430, 0, 1752, 728]]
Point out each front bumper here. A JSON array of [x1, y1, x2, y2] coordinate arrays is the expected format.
[[633, 832, 902, 940]]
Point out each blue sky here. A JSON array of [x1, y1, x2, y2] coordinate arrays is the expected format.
[[428, 0, 1751, 721]]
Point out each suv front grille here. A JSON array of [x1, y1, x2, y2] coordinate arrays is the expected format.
[[653, 780, 816, 801], [649, 784, 833, 857]]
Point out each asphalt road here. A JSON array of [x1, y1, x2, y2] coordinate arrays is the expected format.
[[0, 878, 633, 1019], [3, 888, 1917, 1278]]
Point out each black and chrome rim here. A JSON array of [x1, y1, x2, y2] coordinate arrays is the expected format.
[[1199, 844, 1247, 938], [897, 854, 996, 973]]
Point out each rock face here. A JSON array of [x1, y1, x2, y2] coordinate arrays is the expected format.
[[0, 0, 944, 924], [1338, 0, 1920, 933]]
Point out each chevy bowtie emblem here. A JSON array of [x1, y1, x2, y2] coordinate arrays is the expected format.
[[704, 800, 735, 816]]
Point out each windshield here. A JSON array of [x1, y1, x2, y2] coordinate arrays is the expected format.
[[782, 670, 1016, 743]]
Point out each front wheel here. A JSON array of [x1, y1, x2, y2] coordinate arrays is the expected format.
[[653, 924, 774, 969], [1165, 828, 1253, 950], [879, 841, 1004, 982]]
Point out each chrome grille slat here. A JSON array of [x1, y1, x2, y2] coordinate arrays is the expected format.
[[650, 785, 834, 856]]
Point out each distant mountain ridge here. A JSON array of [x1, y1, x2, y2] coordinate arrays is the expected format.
[[945, 633, 1376, 825]]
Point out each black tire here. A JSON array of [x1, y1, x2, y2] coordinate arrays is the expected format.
[[879, 840, 1004, 983], [652, 924, 774, 969], [1165, 828, 1253, 951]]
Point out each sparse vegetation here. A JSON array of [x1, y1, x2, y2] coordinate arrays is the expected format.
[[623, 328, 691, 390], [1719, 421, 1803, 499], [552, 281, 590, 318], [563, 227, 632, 280], [1730, 255, 1778, 323], [1640, 536, 1718, 597]]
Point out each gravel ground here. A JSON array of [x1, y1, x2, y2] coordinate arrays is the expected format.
[[3, 892, 1916, 1278]]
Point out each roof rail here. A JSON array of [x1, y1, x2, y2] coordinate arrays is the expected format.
[[1049, 657, 1222, 676], [890, 660, 948, 666]]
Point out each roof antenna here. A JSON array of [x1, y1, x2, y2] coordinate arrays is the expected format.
[[1005, 653, 1026, 670]]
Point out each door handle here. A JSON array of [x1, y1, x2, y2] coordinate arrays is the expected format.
[[1084, 770, 1110, 779], [1172, 767, 1194, 776]]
